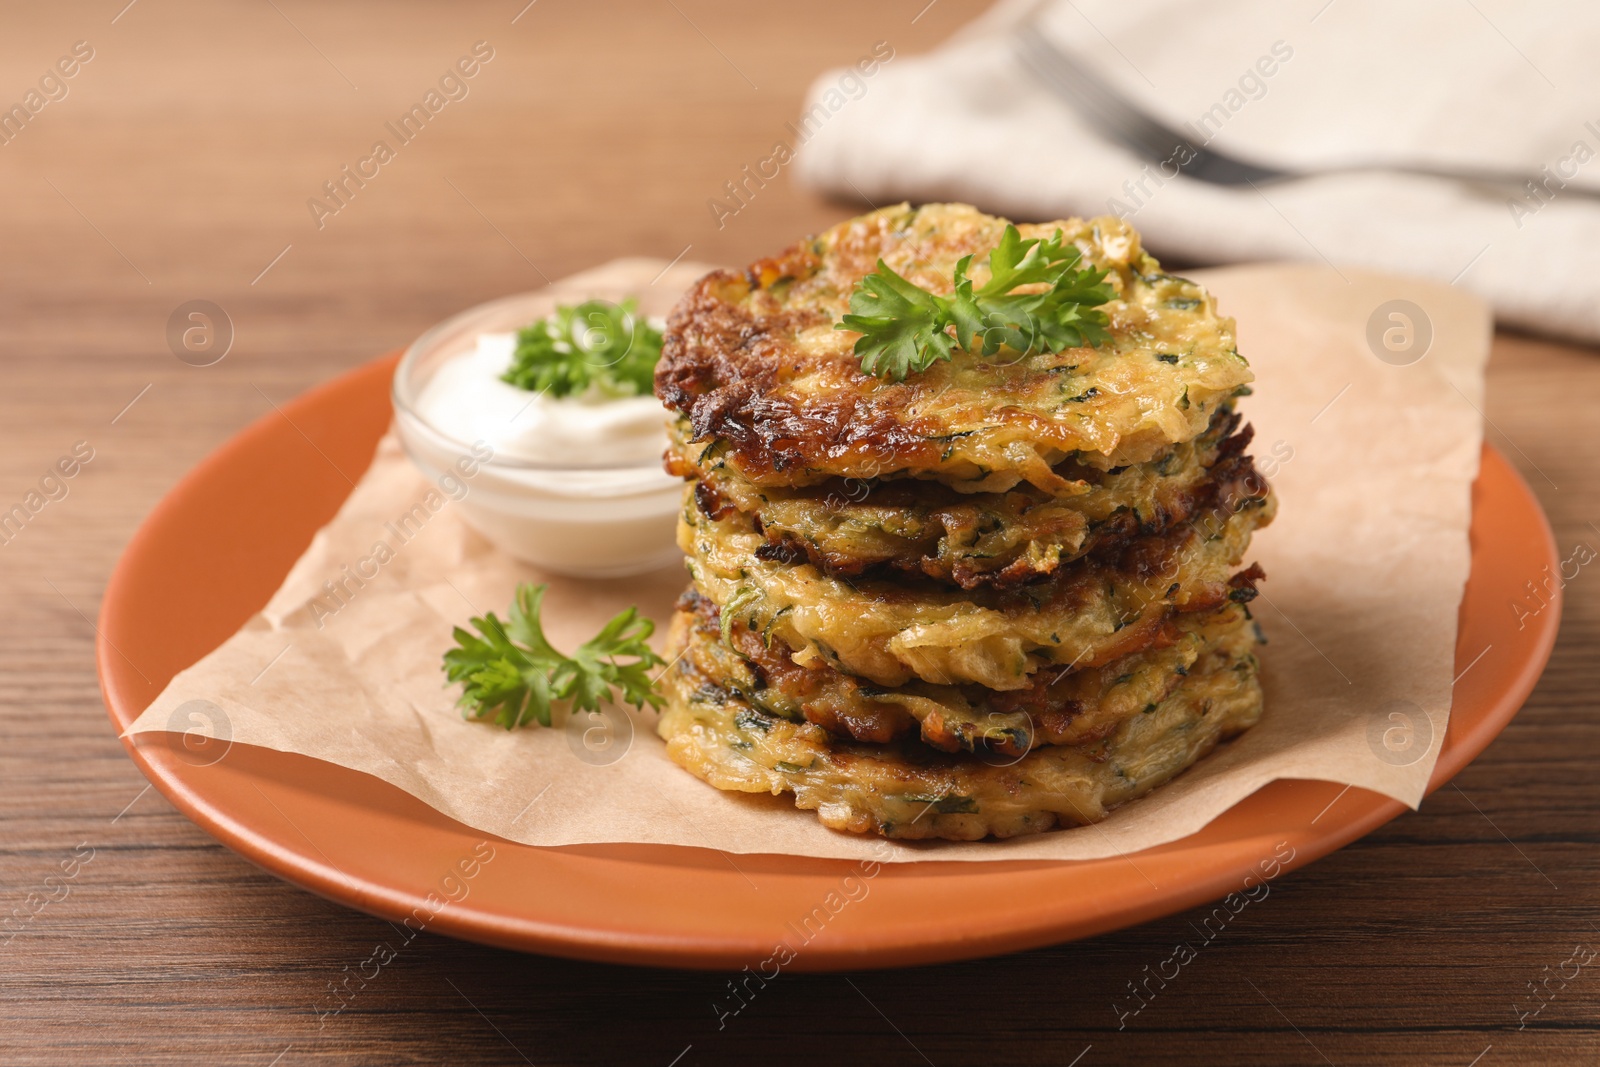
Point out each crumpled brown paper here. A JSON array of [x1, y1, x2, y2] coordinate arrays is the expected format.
[[127, 258, 1489, 861]]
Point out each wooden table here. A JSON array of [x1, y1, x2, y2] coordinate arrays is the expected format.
[[3, 2, 1596, 1063]]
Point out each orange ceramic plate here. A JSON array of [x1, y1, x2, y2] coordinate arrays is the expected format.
[[98, 352, 1560, 972]]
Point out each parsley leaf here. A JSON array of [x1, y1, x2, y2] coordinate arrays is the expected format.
[[836, 226, 1115, 381], [837, 262, 957, 379], [443, 583, 665, 729], [501, 298, 663, 398]]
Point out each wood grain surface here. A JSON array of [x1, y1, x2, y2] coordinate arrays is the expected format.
[[2, 2, 1596, 1064]]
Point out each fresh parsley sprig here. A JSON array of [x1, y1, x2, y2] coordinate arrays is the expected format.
[[837, 226, 1115, 381], [443, 583, 664, 729], [501, 298, 663, 398]]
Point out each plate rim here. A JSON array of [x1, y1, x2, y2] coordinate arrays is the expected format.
[[97, 351, 1562, 971]]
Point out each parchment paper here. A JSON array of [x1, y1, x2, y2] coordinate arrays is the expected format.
[[127, 258, 1491, 862]]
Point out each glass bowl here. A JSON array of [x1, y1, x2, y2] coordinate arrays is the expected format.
[[392, 288, 685, 578]]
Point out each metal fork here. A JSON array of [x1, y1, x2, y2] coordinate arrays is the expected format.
[[1012, 19, 1597, 198]]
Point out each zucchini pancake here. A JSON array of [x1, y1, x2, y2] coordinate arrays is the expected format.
[[653, 203, 1274, 841]]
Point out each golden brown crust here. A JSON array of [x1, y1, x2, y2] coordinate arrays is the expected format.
[[675, 407, 1265, 590], [655, 203, 1253, 490], [680, 485, 1275, 691], [657, 610, 1265, 841], [677, 591, 1262, 755]]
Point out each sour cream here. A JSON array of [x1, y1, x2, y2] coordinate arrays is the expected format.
[[394, 296, 686, 579], [413, 332, 672, 469]]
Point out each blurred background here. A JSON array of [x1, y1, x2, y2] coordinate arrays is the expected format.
[[3, 1, 1596, 1064]]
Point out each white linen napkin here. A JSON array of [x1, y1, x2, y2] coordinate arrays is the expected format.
[[795, 0, 1600, 343]]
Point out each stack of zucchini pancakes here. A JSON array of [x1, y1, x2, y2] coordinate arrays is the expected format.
[[652, 204, 1275, 841]]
